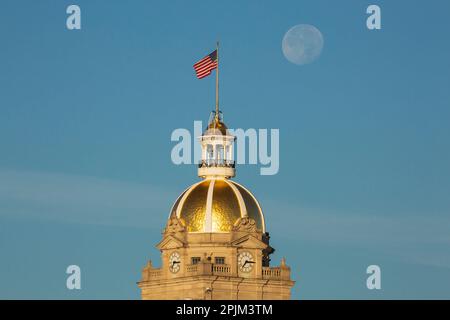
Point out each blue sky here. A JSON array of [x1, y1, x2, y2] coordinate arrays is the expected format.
[[1, 0, 450, 299]]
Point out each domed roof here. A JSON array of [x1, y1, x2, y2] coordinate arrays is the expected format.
[[203, 119, 228, 136], [169, 178, 265, 233]]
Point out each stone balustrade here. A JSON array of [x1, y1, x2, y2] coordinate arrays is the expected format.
[[143, 263, 288, 281], [262, 267, 281, 279], [186, 264, 199, 274], [212, 264, 231, 274]]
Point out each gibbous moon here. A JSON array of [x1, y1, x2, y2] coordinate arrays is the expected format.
[[282, 24, 324, 65]]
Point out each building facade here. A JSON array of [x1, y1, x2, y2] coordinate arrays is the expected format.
[[138, 111, 295, 299]]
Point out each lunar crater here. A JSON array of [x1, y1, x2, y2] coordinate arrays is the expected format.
[[282, 24, 324, 65]]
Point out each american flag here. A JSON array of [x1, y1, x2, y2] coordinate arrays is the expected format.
[[193, 50, 218, 79]]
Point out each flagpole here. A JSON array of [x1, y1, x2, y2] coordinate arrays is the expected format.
[[215, 41, 219, 121]]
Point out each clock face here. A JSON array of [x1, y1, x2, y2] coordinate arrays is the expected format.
[[238, 251, 254, 273], [169, 251, 181, 273]]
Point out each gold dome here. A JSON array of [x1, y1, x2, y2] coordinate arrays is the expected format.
[[169, 178, 265, 233], [204, 118, 228, 136]]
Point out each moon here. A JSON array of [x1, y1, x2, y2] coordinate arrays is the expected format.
[[282, 24, 324, 65]]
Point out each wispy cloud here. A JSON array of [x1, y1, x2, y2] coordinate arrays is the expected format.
[[1, 169, 449, 269], [265, 202, 450, 245], [0, 169, 177, 229], [264, 200, 450, 268]]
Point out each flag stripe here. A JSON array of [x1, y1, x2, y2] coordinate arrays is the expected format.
[[198, 72, 210, 79], [196, 61, 217, 73], [193, 50, 218, 79], [197, 67, 216, 78], [195, 60, 213, 70], [195, 60, 216, 72], [194, 57, 210, 67], [195, 62, 217, 78], [197, 71, 212, 78]]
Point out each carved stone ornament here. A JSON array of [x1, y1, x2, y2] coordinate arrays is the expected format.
[[164, 217, 186, 234], [232, 217, 259, 232]]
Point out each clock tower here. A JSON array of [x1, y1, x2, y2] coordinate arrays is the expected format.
[[138, 111, 295, 300]]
